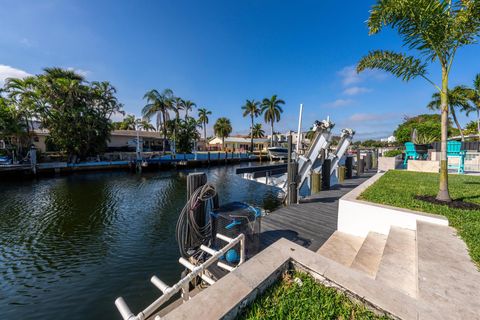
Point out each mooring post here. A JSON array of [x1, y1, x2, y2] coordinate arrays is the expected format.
[[207, 151, 211, 166], [288, 162, 298, 204], [345, 156, 353, 179], [321, 159, 331, 190], [311, 172, 321, 194], [29, 145, 37, 175], [287, 135, 292, 205], [186, 172, 208, 250], [356, 148, 361, 177]]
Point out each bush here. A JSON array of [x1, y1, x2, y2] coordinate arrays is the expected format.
[[383, 149, 403, 157]]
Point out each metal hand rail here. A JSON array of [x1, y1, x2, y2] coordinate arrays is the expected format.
[[115, 233, 245, 320]]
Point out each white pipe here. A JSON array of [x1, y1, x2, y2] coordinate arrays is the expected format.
[[179, 258, 216, 285], [115, 297, 135, 320], [115, 233, 244, 320], [200, 245, 218, 256], [217, 261, 235, 272], [296, 104, 303, 155], [151, 276, 169, 293]]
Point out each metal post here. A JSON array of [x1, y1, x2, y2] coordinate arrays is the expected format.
[[296, 104, 303, 155], [322, 159, 331, 190]]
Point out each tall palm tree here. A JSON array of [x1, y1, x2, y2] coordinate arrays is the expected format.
[[242, 99, 261, 152], [356, 0, 480, 202], [261, 95, 285, 146], [182, 99, 196, 119], [213, 117, 232, 150], [251, 123, 265, 138], [427, 86, 472, 141], [142, 89, 174, 154], [465, 74, 480, 139], [198, 107, 212, 145]]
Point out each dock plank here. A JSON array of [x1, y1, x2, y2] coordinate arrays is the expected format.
[[260, 174, 373, 252]]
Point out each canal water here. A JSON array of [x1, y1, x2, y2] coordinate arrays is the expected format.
[[0, 164, 281, 320]]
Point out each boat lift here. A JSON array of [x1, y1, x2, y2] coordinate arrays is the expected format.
[[236, 118, 355, 196]]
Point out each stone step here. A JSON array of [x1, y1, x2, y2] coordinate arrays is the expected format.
[[416, 221, 480, 316], [350, 232, 387, 277], [375, 227, 417, 298], [316, 231, 364, 267]]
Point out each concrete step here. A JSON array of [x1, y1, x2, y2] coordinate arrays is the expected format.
[[350, 232, 387, 277], [316, 231, 364, 267], [375, 227, 417, 298], [416, 221, 480, 316]]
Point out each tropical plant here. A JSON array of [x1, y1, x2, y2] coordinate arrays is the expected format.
[[242, 99, 261, 152], [213, 117, 232, 150], [427, 86, 472, 141], [465, 74, 480, 139], [142, 89, 174, 153], [412, 133, 437, 145], [0, 95, 27, 157], [115, 115, 136, 130], [393, 114, 454, 144], [383, 149, 403, 158], [137, 119, 155, 131], [182, 99, 196, 120], [176, 117, 201, 153], [261, 95, 285, 146], [251, 123, 265, 138], [357, 0, 480, 202], [197, 107, 212, 145]]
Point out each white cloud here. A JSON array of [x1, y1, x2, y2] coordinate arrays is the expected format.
[[67, 67, 91, 77], [338, 66, 361, 86], [0, 65, 32, 87], [20, 38, 35, 47], [343, 86, 372, 96], [347, 113, 394, 122], [324, 99, 354, 108], [337, 65, 389, 86]]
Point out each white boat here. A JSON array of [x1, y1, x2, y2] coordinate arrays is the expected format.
[[267, 147, 289, 160]]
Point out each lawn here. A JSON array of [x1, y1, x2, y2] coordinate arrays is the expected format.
[[359, 170, 480, 266], [237, 271, 391, 320]]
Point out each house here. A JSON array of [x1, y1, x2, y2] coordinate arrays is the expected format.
[[31, 129, 167, 153], [208, 136, 269, 152]]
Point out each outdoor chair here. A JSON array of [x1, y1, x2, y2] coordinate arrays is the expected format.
[[403, 142, 421, 167], [447, 141, 466, 174]]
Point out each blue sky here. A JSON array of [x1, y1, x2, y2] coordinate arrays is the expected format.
[[1, 0, 480, 140]]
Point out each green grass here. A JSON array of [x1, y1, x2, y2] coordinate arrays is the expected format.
[[237, 271, 390, 320], [359, 170, 480, 266]]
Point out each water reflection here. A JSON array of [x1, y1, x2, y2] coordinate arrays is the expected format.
[[0, 164, 280, 320]]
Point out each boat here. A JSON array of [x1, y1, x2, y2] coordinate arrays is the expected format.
[[267, 147, 289, 160]]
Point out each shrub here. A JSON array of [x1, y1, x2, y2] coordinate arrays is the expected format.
[[383, 150, 403, 157]]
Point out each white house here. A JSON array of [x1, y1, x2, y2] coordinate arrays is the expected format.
[[208, 136, 269, 152]]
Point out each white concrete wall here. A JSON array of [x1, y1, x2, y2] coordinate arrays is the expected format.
[[337, 173, 448, 237]]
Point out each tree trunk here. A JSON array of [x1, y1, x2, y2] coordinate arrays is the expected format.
[[222, 137, 225, 151], [204, 122, 207, 150], [437, 67, 451, 202], [162, 111, 167, 155], [270, 122, 274, 147], [250, 115, 254, 153], [477, 110, 480, 141], [450, 107, 464, 141]]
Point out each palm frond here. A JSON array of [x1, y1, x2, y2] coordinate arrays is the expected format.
[[357, 50, 427, 81]]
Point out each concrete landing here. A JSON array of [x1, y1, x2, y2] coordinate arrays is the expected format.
[[316, 231, 364, 266], [350, 232, 387, 277]]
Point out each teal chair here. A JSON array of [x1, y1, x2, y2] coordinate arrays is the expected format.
[[447, 141, 465, 174], [404, 142, 419, 167]]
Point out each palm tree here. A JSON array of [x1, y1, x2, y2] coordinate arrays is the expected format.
[[137, 119, 155, 131], [465, 74, 480, 140], [120, 115, 137, 130], [251, 123, 265, 138], [427, 86, 472, 141], [242, 99, 261, 152], [261, 95, 285, 146], [182, 99, 196, 119], [142, 89, 174, 154], [213, 117, 232, 150], [356, 0, 480, 202], [198, 107, 212, 146]]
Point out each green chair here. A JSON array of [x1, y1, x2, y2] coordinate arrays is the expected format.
[[403, 142, 419, 167], [447, 141, 465, 174]]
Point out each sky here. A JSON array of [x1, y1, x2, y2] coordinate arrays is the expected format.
[[1, 0, 480, 140]]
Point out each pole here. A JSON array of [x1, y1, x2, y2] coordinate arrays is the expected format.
[[296, 104, 303, 156], [287, 135, 293, 205]]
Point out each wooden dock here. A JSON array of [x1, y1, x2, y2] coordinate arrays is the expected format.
[[260, 173, 374, 251]]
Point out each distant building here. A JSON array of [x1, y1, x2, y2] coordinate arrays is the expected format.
[[208, 136, 269, 152], [32, 129, 167, 153], [380, 135, 396, 143]]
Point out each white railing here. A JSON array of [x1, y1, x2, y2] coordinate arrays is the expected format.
[[115, 233, 245, 320]]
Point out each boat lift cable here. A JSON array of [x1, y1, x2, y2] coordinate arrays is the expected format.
[[176, 183, 217, 259]]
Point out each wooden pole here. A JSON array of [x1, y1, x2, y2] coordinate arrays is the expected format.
[[311, 172, 321, 194], [287, 135, 292, 205], [288, 162, 298, 204], [356, 148, 361, 177]]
